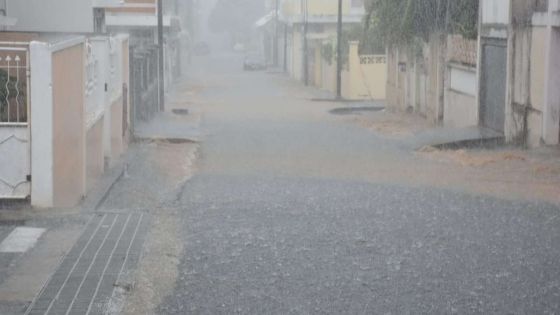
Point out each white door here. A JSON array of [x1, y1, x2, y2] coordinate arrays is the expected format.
[[0, 46, 31, 199]]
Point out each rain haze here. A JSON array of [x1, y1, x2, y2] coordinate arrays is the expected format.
[[0, 0, 559, 314]]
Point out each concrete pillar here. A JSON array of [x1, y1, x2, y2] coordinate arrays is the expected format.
[[542, 8, 560, 145], [29, 42, 54, 207]]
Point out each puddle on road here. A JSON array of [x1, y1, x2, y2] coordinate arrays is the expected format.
[[329, 106, 384, 116], [172, 109, 189, 116], [136, 138, 197, 145]]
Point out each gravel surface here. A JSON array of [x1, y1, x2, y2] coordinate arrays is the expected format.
[[152, 54, 560, 314]]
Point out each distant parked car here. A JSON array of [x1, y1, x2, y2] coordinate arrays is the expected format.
[[193, 42, 211, 56], [233, 43, 246, 52], [243, 52, 266, 71]]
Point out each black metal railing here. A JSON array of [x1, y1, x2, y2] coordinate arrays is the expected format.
[[129, 45, 160, 130]]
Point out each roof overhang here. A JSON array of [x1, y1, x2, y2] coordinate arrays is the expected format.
[[280, 14, 363, 26], [255, 11, 276, 28], [105, 14, 173, 28]]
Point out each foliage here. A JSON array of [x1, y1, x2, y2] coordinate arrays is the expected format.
[[321, 41, 335, 65], [321, 25, 371, 66], [448, 0, 479, 39], [363, 0, 479, 47]]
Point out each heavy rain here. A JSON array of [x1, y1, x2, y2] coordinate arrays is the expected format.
[[0, 0, 559, 314]]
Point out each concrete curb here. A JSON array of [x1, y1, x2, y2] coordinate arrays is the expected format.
[[81, 160, 126, 212]]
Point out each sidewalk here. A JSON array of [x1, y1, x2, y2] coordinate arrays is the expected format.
[[0, 78, 201, 314], [134, 80, 203, 143], [335, 103, 560, 205]]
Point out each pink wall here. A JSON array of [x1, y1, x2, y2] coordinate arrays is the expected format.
[[52, 43, 85, 207]]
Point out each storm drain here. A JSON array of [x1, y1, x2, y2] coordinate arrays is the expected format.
[[329, 106, 384, 115], [25, 212, 149, 315], [172, 109, 189, 116]]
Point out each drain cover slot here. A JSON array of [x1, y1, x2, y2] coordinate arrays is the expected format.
[[329, 106, 384, 115], [172, 109, 189, 116]]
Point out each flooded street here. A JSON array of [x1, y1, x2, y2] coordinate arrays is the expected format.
[[100, 53, 560, 314], [2, 1, 560, 314]]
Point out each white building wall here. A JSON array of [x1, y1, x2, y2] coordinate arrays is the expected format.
[[482, 0, 511, 25], [88, 36, 125, 160], [6, 0, 94, 33], [29, 42, 54, 208]]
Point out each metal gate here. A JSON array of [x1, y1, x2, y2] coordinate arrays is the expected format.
[[130, 45, 159, 126], [0, 46, 31, 199], [480, 40, 507, 132]]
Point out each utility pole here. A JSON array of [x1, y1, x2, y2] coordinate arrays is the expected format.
[[303, 0, 309, 86], [274, 0, 279, 67], [157, 0, 165, 111], [284, 24, 288, 72], [336, 0, 342, 99]]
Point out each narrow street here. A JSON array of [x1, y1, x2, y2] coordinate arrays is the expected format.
[[1, 1, 560, 315], [100, 53, 560, 314]]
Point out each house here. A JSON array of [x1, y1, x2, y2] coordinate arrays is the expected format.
[[0, 0, 196, 207], [278, 0, 366, 84], [268, 0, 388, 100], [3, 0, 189, 121], [0, 33, 130, 207], [382, 0, 560, 148], [480, 0, 560, 147]]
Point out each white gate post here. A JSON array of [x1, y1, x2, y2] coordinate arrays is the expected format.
[[30, 42, 54, 208]]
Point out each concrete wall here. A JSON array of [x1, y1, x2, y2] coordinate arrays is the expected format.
[[110, 97, 124, 158], [88, 35, 129, 165], [52, 43, 86, 207], [491, 0, 560, 147], [444, 64, 478, 128], [291, 29, 303, 81], [321, 54, 337, 93], [282, 0, 357, 16], [481, 0, 511, 25], [122, 38, 130, 149], [29, 35, 130, 208], [386, 35, 444, 123], [343, 42, 386, 100], [528, 26, 547, 146], [86, 118, 104, 192], [444, 34, 479, 128]]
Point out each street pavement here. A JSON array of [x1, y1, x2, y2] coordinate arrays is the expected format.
[[147, 53, 560, 314], [2, 53, 557, 315]]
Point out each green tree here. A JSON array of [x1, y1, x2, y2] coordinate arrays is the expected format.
[[363, 0, 479, 47]]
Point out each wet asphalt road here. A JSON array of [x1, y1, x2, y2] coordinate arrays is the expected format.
[[157, 54, 560, 314]]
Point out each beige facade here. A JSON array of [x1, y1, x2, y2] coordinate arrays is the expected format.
[[86, 117, 104, 193], [0, 34, 132, 208], [485, 0, 560, 147], [52, 43, 86, 207], [444, 35, 479, 128], [282, 0, 361, 16], [385, 35, 445, 123], [343, 42, 386, 100]]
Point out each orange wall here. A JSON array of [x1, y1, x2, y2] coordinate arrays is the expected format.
[[110, 97, 124, 157], [122, 39, 130, 148], [0, 32, 39, 42], [86, 118, 104, 192], [52, 44, 85, 207]]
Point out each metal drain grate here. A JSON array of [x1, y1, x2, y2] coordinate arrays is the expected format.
[[25, 212, 149, 315]]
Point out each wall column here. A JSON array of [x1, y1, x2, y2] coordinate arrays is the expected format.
[[30, 42, 54, 208]]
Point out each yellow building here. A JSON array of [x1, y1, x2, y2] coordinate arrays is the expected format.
[[271, 0, 386, 100], [278, 0, 365, 83]]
